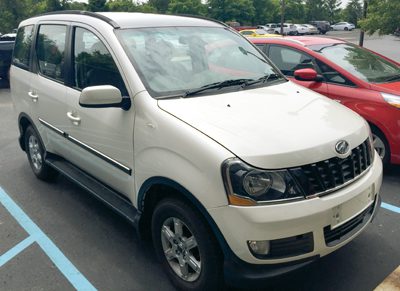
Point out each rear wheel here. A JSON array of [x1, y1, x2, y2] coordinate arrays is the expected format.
[[371, 127, 390, 164], [152, 199, 223, 290], [24, 126, 58, 181]]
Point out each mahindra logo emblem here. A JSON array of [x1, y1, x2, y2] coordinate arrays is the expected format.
[[335, 140, 350, 155]]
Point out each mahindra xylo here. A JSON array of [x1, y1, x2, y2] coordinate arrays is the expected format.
[[11, 11, 382, 290]]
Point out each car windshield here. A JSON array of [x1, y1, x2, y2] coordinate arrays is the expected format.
[[116, 27, 283, 98], [309, 43, 400, 83]]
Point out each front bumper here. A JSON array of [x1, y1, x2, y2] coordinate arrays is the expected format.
[[223, 195, 381, 287], [209, 155, 383, 283]]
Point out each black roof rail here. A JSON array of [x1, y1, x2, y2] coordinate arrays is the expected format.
[[39, 10, 120, 29]]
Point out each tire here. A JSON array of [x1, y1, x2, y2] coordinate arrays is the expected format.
[[344, 27, 349, 31], [24, 126, 58, 181], [152, 199, 223, 291], [371, 127, 390, 165]]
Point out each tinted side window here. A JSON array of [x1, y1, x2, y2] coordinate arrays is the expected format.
[[268, 45, 315, 76], [13, 25, 34, 69], [36, 25, 67, 82], [315, 59, 356, 86], [73, 27, 128, 96]]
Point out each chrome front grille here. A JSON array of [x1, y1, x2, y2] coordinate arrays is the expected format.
[[289, 139, 373, 197]]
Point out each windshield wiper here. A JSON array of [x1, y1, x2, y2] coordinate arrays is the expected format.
[[245, 73, 281, 86], [183, 78, 252, 97], [384, 74, 400, 82]]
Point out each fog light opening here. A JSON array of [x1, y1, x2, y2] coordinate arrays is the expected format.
[[247, 240, 270, 256]]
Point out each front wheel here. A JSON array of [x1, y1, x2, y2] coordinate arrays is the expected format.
[[152, 199, 223, 290], [24, 126, 58, 181], [371, 127, 390, 164]]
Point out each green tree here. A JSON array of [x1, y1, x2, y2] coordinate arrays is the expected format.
[[167, 0, 206, 15], [88, 0, 107, 12], [65, 1, 87, 10], [325, 0, 342, 23], [359, 0, 400, 35], [136, 3, 158, 13], [107, 0, 136, 12], [0, 0, 33, 33], [252, 0, 280, 25], [306, 0, 328, 21], [207, 0, 255, 24], [45, 0, 63, 11], [148, 0, 170, 13], [342, 0, 362, 25], [285, 0, 306, 23]]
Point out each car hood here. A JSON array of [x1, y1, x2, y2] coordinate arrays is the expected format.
[[370, 81, 400, 95], [158, 82, 368, 169]]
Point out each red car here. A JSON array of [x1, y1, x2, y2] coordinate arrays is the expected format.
[[250, 36, 400, 165]]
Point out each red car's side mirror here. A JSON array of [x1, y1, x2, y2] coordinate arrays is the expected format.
[[294, 68, 323, 82]]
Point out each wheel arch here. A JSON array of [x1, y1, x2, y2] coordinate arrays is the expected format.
[[18, 113, 37, 151], [137, 176, 232, 257]]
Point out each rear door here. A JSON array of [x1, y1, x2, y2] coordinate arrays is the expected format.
[[29, 23, 69, 156], [11, 25, 35, 119]]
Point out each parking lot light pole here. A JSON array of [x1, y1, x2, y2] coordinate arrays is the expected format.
[[359, 0, 368, 47], [280, 0, 285, 35]]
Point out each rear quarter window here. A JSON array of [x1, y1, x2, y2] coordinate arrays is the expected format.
[[13, 25, 34, 70]]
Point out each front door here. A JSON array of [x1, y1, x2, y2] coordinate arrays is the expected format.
[[267, 44, 329, 96], [64, 26, 134, 196]]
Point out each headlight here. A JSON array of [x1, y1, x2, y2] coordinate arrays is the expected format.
[[381, 92, 400, 109], [221, 158, 304, 206]]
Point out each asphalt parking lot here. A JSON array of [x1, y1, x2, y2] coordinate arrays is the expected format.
[[0, 30, 399, 290]]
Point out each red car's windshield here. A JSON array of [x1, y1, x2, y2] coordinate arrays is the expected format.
[[308, 43, 400, 83]]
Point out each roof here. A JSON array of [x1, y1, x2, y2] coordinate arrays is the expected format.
[[249, 36, 346, 46], [98, 12, 223, 29], [23, 11, 223, 29]]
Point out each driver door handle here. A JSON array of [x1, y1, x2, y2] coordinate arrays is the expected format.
[[28, 91, 38, 102], [67, 111, 81, 126]]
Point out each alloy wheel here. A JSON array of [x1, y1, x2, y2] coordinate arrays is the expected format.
[[160, 217, 201, 282], [372, 133, 386, 160], [28, 135, 42, 171]]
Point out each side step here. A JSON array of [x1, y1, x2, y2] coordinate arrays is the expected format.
[[45, 154, 139, 226]]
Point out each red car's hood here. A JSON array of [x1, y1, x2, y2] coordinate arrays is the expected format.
[[370, 81, 400, 95]]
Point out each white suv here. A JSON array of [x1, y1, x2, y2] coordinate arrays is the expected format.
[[11, 12, 382, 290]]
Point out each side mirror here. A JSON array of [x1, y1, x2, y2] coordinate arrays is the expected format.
[[294, 68, 323, 82], [79, 85, 131, 111]]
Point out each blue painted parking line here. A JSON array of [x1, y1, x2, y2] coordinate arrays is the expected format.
[[0, 187, 97, 291], [0, 236, 35, 267], [381, 202, 400, 214]]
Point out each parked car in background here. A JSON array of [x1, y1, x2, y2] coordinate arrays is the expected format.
[[330, 22, 355, 31], [292, 24, 309, 35], [264, 23, 296, 35], [239, 29, 277, 37], [0, 40, 14, 81], [250, 36, 400, 165], [0, 33, 17, 41], [309, 21, 330, 34], [256, 25, 276, 34], [302, 24, 319, 35]]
